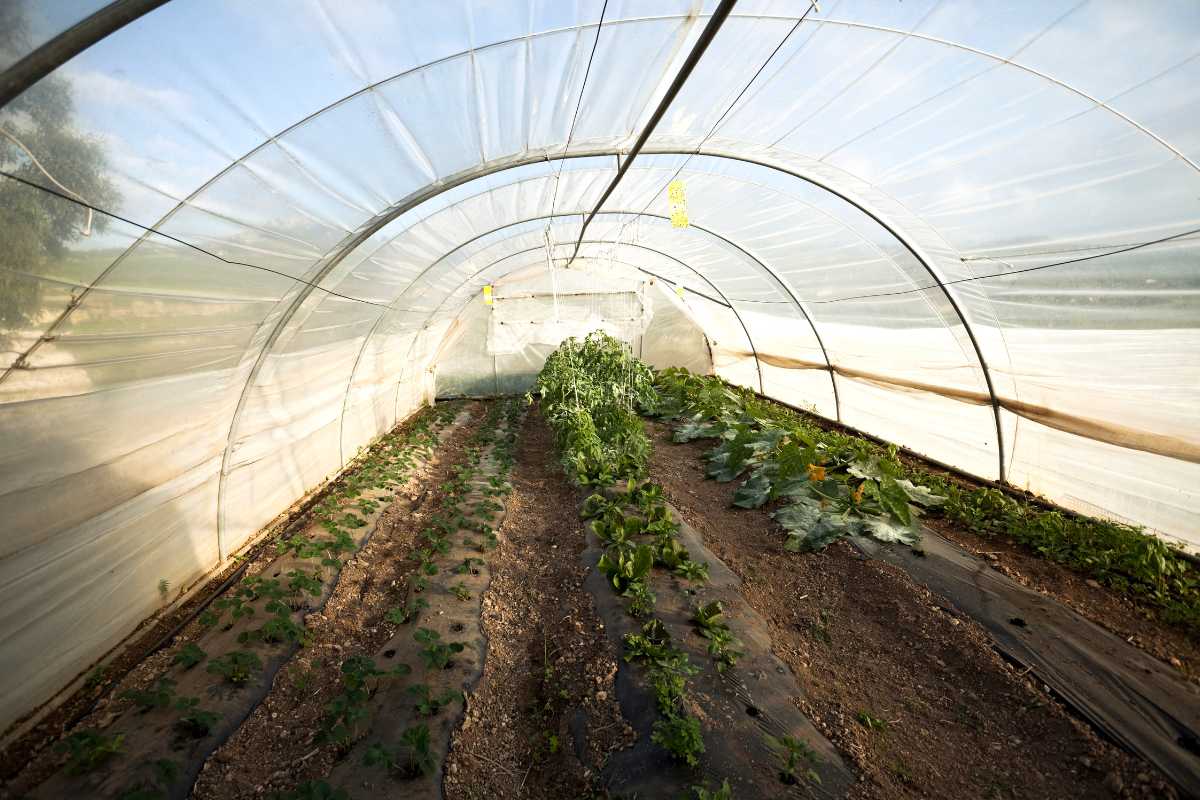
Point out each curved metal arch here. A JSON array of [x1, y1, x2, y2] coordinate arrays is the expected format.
[[383, 240, 765, 420], [218, 145, 1012, 554], [797, 18, 1200, 174], [346, 207, 834, 413], [382, 238, 765, 421], [338, 234, 767, 460]]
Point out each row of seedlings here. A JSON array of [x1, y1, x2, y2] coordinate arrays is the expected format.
[[533, 332, 739, 798], [282, 398, 523, 799], [27, 402, 468, 800]]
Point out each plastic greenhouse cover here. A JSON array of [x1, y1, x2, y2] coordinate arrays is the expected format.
[[0, 0, 1197, 734]]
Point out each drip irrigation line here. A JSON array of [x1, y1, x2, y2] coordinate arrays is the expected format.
[[567, 0, 738, 265], [0, 170, 394, 310]]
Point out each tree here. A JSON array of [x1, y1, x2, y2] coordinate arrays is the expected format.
[[0, 1, 120, 354]]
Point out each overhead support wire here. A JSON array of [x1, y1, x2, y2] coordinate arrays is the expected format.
[[567, 0, 739, 265]]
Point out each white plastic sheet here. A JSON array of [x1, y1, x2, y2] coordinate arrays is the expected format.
[[0, 0, 1197, 733]]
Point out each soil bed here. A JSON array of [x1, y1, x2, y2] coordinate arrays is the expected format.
[[444, 407, 633, 800], [189, 402, 483, 799], [645, 419, 1178, 800]]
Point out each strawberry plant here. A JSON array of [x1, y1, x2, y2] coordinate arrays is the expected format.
[[173, 697, 220, 737], [171, 642, 206, 670], [406, 684, 463, 717], [55, 729, 124, 775], [386, 598, 428, 625], [414, 628, 464, 670], [206, 651, 262, 685]]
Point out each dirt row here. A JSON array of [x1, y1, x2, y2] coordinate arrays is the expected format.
[[443, 407, 633, 799], [643, 419, 1178, 800]]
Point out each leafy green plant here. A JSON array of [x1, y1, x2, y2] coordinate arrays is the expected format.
[[407, 684, 463, 717], [675, 560, 710, 582], [121, 677, 177, 713], [856, 710, 888, 732], [652, 714, 705, 768], [453, 557, 485, 575], [597, 544, 654, 594], [287, 569, 323, 597], [691, 601, 742, 672], [766, 734, 820, 785], [239, 614, 307, 646], [386, 598, 429, 625], [322, 656, 402, 746], [56, 729, 124, 775], [172, 642, 206, 670], [414, 628, 465, 670], [691, 779, 734, 799], [206, 651, 262, 685], [450, 583, 471, 601], [173, 697, 220, 737], [625, 582, 656, 618]]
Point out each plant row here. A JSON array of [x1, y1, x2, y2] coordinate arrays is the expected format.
[[282, 398, 523, 800], [39, 402, 466, 799], [536, 332, 757, 797], [652, 367, 1200, 632]]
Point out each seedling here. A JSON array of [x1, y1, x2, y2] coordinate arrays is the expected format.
[[766, 734, 820, 785], [238, 614, 307, 646], [674, 560, 710, 582], [406, 683, 464, 717], [450, 583, 471, 601], [385, 598, 429, 625], [856, 710, 888, 732], [692, 601, 742, 672], [414, 628, 464, 670], [121, 677, 177, 713], [691, 779, 734, 799], [173, 697, 220, 737], [453, 557, 485, 575], [287, 569, 323, 597], [213, 594, 253, 623], [56, 729, 124, 775], [172, 642, 206, 670], [206, 651, 262, 685], [625, 582, 655, 618]]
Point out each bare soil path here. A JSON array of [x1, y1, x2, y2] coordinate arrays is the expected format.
[[444, 407, 633, 800]]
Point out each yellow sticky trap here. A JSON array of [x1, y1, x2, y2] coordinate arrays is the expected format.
[[668, 179, 689, 228], [482, 284, 493, 306]]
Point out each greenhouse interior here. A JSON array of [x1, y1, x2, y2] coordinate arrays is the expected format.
[[1, 1, 1198, 798]]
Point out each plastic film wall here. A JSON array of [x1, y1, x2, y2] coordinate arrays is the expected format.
[[0, 0, 1198, 733]]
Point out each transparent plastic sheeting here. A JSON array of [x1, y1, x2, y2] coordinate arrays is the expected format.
[[0, 0, 1197, 733], [436, 263, 711, 397]]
